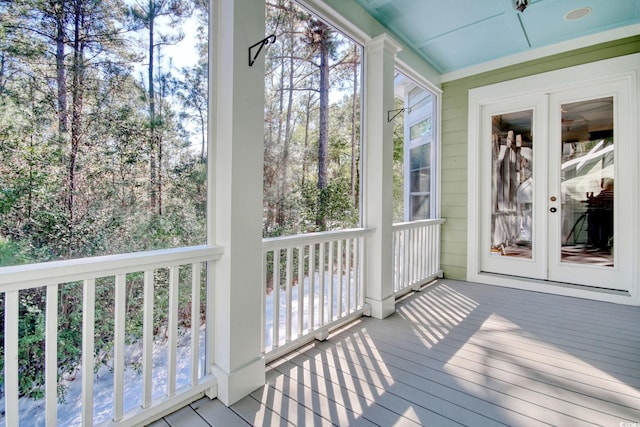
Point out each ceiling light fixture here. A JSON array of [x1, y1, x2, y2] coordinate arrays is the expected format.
[[564, 7, 592, 21], [514, 0, 528, 12]]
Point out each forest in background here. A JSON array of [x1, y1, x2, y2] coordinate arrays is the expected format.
[[0, 0, 395, 404], [0, 0, 209, 268], [0, 0, 208, 404], [263, 0, 363, 237]]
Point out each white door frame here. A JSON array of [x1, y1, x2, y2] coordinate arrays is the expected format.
[[467, 53, 640, 305]]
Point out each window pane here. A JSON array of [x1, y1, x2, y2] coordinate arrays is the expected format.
[[489, 110, 533, 258], [263, 1, 362, 236], [410, 117, 432, 140], [560, 97, 614, 266], [411, 195, 430, 220]]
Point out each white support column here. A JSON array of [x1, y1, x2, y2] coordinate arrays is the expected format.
[[363, 34, 401, 319], [210, 0, 265, 406]]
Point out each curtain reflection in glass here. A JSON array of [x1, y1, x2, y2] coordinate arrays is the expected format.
[[560, 97, 614, 266], [490, 110, 533, 259]]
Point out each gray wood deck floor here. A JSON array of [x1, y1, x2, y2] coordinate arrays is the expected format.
[[149, 279, 640, 426]]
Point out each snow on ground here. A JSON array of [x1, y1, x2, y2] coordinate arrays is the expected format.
[[0, 327, 205, 426]]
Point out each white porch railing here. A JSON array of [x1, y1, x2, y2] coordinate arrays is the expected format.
[[392, 219, 445, 296], [1, 222, 444, 424], [0, 245, 222, 427], [262, 228, 373, 361]]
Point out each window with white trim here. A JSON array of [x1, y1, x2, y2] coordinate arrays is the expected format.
[[393, 71, 438, 222]]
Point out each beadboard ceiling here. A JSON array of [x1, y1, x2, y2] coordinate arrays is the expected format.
[[353, 0, 640, 75]]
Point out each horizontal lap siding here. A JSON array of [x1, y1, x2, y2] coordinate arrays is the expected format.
[[439, 34, 640, 280]]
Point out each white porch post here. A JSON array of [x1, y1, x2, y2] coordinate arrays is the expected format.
[[210, 0, 265, 405], [363, 34, 401, 319]]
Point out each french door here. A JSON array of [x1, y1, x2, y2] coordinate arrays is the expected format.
[[478, 77, 633, 291]]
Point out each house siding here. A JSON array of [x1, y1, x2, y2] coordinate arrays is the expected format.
[[440, 35, 640, 280]]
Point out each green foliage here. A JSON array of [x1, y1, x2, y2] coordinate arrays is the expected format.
[[263, 0, 362, 238], [0, 0, 209, 403], [392, 96, 406, 223], [0, 237, 31, 266], [300, 179, 358, 232]]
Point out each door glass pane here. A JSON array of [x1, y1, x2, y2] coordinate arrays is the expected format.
[[560, 97, 614, 266], [490, 110, 533, 258]]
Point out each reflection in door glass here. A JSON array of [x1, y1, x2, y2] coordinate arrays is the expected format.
[[560, 97, 614, 266], [490, 110, 533, 259]]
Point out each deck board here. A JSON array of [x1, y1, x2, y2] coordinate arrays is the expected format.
[[151, 280, 640, 427]]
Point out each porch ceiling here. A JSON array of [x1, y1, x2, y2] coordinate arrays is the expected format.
[[352, 0, 640, 74]]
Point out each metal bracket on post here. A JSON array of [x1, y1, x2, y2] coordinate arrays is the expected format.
[[249, 34, 276, 66], [387, 107, 410, 122]]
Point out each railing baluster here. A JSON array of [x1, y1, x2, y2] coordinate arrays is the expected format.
[[415, 227, 420, 285], [318, 242, 325, 326], [392, 232, 398, 291], [420, 226, 426, 279], [205, 260, 216, 390], [328, 240, 334, 323], [45, 284, 58, 426], [308, 244, 315, 332], [167, 266, 179, 397], [262, 251, 268, 351], [417, 227, 422, 284], [427, 224, 433, 276], [337, 239, 343, 317], [358, 236, 364, 308], [415, 227, 420, 284], [297, 246, 304, 338], [436, 224, 441, 275], [142, 270, 154, 409], [4, 290, 19, 427], [397, 230, 403, 289], [82, 279, 96, 426], [404, 229, 409, 287], [114, 274, 126, 421], [345, 238, 352, 314], [285, 247, 292, 343], [410, 228, 415, 286], [273, 250, 280, 347], [191, 262, 201, 386]]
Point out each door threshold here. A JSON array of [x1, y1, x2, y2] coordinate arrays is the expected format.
[[469, 271, 636, 305]]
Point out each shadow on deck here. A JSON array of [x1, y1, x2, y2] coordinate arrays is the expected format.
[[150, 279, 640, 426]]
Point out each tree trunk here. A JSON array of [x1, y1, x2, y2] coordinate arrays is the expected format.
[[199, 107, 206, 160], [68, 0, 86, 253], [277, 23, 295, 227], [350, 46, 359, 209], [148, 3, 158, 215], [301, 94, 312, 190], [56, 0, 68, 134], [317, 29, 330, 229]]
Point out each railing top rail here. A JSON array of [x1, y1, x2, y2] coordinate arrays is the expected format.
[[262, 227, 374, 250], [0, 245, 224, 291], [392, 218, 446, 231]]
